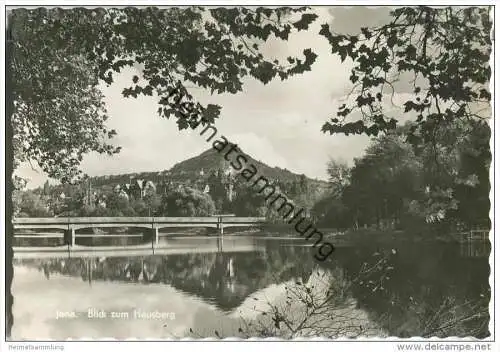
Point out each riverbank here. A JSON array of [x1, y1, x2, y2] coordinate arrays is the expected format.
[[261, 224, 491, 244]]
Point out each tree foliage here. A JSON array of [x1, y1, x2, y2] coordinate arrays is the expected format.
[[9, 10, 119, 183], [15, 191, 52, 217], [417, 119, 490, 227], [317, 121, 489, 231], [343, 130, 423, 229], [320, 6, 491, 141], [232, 182, 268, 217], [9, 7, 319, 182], [318, 6, 491, 227], [326, 159, 350, 198], [161, 186, 216, 216]]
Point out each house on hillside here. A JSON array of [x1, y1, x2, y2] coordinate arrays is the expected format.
[[130, 179, 144, 199], [113, 185, 129, 200], [124, 183, 131, 193], [143, 180, 156, 197], [115, 179, 157, 200], [113, 183, 133, 200]]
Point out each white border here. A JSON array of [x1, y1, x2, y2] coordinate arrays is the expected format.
[[0, 1, 497, 350], [1, 0, 499, 6]]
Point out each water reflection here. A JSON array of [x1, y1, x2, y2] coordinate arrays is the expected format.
[[16, 243, 317, 311], [334, 241, 490, 338], [12, 236, 490, 338]]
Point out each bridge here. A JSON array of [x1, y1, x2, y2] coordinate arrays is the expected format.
[[12, 216, 267, 247]]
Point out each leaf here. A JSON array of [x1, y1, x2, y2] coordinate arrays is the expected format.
[[292, 13, 318, 30], [177, 119, 189, 130], [361, 27, 372, 40], [303, 48, 318, 66], [319, 24, 331, 37], [403, 101, 414, 113]]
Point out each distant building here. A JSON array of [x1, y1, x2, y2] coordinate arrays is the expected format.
[[126, 179, 145, 199], [123, 183, 132, 196], [143, 180, 156, 197], [111, 178, 160, 201], [136, 179, 144, 190]]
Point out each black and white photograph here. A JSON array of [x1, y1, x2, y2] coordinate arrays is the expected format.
[[2, 2, 497, 349]]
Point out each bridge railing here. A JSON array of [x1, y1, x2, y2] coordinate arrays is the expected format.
[[13, 216, 266, 225]]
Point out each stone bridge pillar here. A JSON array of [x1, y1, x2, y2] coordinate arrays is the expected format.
[[217, 216, 224, 236], [142, 227, 159, 246], [154, 227, 159, 245], [64, 228, 76, 247], [217, 236, 223, 252]]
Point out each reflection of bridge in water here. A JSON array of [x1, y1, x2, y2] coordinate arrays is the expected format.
[[13, 216, 267, 259], [13, 236, 266, 259]]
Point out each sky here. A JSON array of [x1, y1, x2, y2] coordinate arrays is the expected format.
[[17, 6, 405, 189]]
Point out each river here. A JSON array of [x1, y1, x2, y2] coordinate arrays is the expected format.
[[10, 233, 490, 339]]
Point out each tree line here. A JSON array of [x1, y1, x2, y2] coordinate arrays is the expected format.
[[15, 116, 490, 235], [13, 170, 325, 220], [313, 120, 490, 234]]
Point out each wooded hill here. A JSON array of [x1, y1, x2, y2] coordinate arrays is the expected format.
[[88, 147, 329, 191]]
